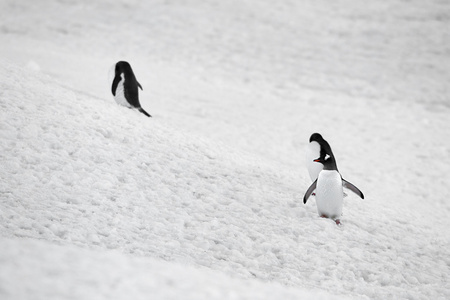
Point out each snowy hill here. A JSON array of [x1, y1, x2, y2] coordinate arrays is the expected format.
[[1, 0, 449, 299]]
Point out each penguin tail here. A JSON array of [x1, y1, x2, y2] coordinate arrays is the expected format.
[[138, 107, 152, 117]]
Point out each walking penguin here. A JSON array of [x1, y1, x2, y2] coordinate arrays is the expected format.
[[111, 61, 151, 117], [303, 133, 364, 225]]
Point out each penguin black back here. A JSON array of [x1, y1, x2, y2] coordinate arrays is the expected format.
[[111, 61, 151, 117]]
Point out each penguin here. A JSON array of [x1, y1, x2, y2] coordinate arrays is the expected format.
[[303, 135, 364, 225], [305, 133, 335, 182], [111, 61, 151, 117]]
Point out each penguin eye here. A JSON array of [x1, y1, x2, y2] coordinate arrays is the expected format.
[[325, 154, 330, 160]]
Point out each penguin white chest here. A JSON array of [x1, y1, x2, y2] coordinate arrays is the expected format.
[[114, 74, 131, 108], [306, 141, 323, 181], [315, 170, 343, 219]]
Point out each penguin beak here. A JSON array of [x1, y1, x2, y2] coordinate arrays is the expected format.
[[313, 158, 321, 162]]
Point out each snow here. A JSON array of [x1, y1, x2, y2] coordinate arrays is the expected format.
[[0, 0, 449, 299], [1, 239, 340, 300]]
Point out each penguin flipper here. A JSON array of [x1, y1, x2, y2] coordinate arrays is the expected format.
[[138, 107, 152, 117], [342, 179, 364, 199], [303, 179, 317, 204], [138, 81, 143, 91], [112, 76, 121, 96]]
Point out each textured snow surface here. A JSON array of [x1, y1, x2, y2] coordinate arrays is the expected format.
[[1, 238, 342, 300], [1, 0, 449, 299]]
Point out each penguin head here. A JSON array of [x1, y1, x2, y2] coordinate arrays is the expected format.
[[309, 133, 323, 143], [313, 153, 337, 171], [114, 61, 134, 78], [309, 133, 333, 160], [309, 133, 338, 171]]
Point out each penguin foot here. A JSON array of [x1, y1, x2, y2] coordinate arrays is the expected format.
[[335, 219, 341, 226], [312, 193, 316, 196]]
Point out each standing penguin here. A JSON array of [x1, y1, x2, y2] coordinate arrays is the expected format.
[[305, 133, 335, 181], [111, 61, 151, 117], [303, 135, 364, 225]]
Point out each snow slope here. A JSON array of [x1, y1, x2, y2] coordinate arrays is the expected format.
[[1, 0, 449, 299], [2, 238, 342, 300]]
